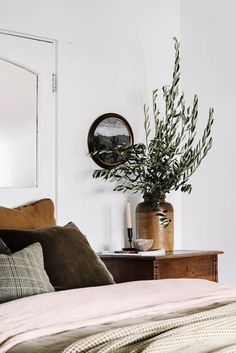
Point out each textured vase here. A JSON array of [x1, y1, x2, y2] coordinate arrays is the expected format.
[[135, 195, 174, 251]]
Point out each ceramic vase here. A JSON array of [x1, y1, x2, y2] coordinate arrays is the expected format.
[[136, 195, 174, 251]]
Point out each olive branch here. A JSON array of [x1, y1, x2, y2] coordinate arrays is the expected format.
[[91, 38, 214, 219]]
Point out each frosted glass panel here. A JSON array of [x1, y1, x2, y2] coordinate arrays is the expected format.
[[0, 59, 37, 187]]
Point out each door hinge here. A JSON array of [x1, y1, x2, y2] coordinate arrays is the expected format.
[[52, 73, 57, 92]]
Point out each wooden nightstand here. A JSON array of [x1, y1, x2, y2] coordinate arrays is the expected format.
[[99, 250, 223, 283]]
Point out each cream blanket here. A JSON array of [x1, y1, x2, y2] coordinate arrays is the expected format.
[[63, 302, 236, 353], [1, 279, 236, 353]]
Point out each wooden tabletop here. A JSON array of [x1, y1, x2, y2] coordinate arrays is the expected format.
[[99, 250, 224, 260]]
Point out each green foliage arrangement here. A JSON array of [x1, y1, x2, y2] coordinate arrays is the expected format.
[[92, 38, 214, 209]]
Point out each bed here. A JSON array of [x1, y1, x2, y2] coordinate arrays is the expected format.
[[1, 199, 236, 353]]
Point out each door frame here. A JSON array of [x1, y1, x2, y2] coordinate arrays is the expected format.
[[0, 29, 58, 217]]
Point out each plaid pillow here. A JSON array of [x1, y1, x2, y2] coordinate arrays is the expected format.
[[0, 242, 54, 303]]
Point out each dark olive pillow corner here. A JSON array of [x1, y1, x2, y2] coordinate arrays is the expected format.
[[0, 222, 114, 291], [0, 238, 12, 255]]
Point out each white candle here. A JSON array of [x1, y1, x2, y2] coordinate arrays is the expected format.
[[126, 201, 132, 229]]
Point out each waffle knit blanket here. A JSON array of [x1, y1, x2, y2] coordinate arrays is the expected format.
[[63, 302, 236, 353]]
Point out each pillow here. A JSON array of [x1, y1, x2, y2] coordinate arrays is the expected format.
[[0, 198, 56, 229], [0, 243, 55, 303], [0, 238, 11, 255], [1, 223, 115, 291]]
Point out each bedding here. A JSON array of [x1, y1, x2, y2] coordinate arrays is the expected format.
[[0, 198, 56, 229], [8, 304, 234, 353], [64, 303, 236, 353], [0, 243, 54, 303], [0, 222, 114, 290], [2, 279, 236, 353]]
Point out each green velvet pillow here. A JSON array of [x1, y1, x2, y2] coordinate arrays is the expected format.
[[0, 223, 114, 291], [0, 243, 55, 303]]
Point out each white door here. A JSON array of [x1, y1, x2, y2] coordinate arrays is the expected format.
[[0, 31, 56, 207]]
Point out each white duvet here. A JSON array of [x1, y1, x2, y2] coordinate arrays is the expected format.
[[1, 279, 236, 353]]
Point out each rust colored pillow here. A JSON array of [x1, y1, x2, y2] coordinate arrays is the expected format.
[[0, 198, 56, 229]]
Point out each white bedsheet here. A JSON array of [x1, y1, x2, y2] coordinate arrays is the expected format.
[[1, 279, 236, 353]]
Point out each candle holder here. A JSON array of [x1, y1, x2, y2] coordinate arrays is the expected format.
[[127, 228, 133, 248]]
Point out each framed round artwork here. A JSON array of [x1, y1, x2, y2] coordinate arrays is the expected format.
[[88, 113, 134, 169]]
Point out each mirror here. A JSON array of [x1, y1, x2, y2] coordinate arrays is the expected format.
[[0, 59, 37, 187], [88, 113, 134, 169]]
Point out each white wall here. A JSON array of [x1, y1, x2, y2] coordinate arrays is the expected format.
[[181, 0, 236, 283], [0, 0, 181, 251], [2, 0, 233, 282]]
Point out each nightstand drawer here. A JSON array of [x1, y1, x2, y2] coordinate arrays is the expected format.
[[156, 255, 217, 281]]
